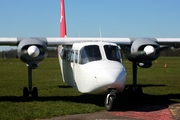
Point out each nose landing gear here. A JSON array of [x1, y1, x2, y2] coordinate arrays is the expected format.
[[104, 89, 116, 111]]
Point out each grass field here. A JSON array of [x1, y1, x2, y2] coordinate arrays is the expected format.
[[0, 57, 180, 120]]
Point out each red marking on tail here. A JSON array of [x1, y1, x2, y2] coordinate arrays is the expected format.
[[60, 0, 67, 38]]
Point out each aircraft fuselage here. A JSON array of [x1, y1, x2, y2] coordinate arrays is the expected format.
[[58, 42, 127, 94]]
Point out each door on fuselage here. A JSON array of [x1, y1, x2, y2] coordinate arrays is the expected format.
[[61, 48, 77, 88]]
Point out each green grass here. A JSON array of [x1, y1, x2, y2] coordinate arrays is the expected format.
[[0, 57, 180, 119]]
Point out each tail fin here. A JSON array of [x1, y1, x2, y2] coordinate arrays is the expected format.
[[60, 0, 67, 38]]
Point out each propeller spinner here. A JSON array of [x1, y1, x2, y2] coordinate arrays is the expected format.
[[143, 45, 156, 56], [27, 45, 40, 58]]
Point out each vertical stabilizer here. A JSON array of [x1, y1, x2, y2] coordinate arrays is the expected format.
[[60, 0, 67, 37], [58, 0, 66, 83]]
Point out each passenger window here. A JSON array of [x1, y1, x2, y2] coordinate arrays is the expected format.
[[66, 50, 74, 62], [60, 49, 66, 59], [80, 45, 102, 64]]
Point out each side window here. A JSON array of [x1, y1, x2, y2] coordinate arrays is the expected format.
[[60, 49, 66, 59], [66, 50, 74, 62], [60, 48, 76, 63]]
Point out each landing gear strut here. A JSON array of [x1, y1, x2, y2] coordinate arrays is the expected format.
[[127, 61, 142, 94], [23, 62, 39, 98], [104, 89, 116, 111]]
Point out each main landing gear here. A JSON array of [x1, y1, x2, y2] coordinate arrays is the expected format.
[[104, 89, 116, 111], [23, 62, 39, 98], [126, 61, 143, 94]]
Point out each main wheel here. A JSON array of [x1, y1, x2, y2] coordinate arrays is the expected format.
[[23, 87, 29, 98], [126, 86, 143, 95], [104, 95, 115, 111], [32, 87, 38, 98], [136, 86, 143, 94]]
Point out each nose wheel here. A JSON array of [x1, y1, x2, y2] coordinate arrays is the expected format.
[[104, 89, 116, 111]]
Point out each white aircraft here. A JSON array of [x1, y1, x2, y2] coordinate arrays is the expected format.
[[1, 0, 180, 111]]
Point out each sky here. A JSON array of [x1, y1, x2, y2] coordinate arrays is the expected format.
[[0, 0, 180, 50]]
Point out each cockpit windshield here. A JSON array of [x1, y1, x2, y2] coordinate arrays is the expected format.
[[80, 45, 102, 64], [104, 45, 121, 62]]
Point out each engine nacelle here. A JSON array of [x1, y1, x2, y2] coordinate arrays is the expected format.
[[17, 38, 48, 67], [138, 61, 152, 68], [129, 38, 160, 61]]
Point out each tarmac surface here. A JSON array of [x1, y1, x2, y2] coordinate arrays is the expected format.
[[41, 103, 180, 120]]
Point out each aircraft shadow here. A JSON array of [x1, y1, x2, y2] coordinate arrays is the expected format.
[[0, 84, 180, 112], [0, 94, 105, 107], [115, 93, 180, 111], [58, 85, 72, 88], [125, 84, 166, 88]]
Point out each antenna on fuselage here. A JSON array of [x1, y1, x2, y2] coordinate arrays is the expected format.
[[99, 27, 103, 42], [99, 27, 102, 38]]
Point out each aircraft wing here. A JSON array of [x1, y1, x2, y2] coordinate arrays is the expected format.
[[1, 37, 180, 47], [156, 38, 180, 48], [1, 37, 179, 68]]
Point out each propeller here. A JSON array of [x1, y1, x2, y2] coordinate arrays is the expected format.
[[125, 43, 171, 61], [126, 45, 157, 60], [27, 45, 40, 58]]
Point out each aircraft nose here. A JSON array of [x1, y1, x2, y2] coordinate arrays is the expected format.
[[96, 66, 126, 91]]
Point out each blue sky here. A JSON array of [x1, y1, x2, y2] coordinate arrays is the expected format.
[[0, 0, 180, 50]]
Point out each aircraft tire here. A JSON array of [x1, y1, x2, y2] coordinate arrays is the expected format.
[[136, 87, 143, 94], [23, 87, 29, 98], [126, 86, 143, 95], [126, 86, 133, 93], [105, 95, 115, 111], [32, 87, 38, 98]]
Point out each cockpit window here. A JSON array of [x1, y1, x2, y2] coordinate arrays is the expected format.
[[80, 45, 102, 64], [104, 45, 121, 62]]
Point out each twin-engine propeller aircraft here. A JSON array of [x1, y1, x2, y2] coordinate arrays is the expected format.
[[1, 0, 180, 111]]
